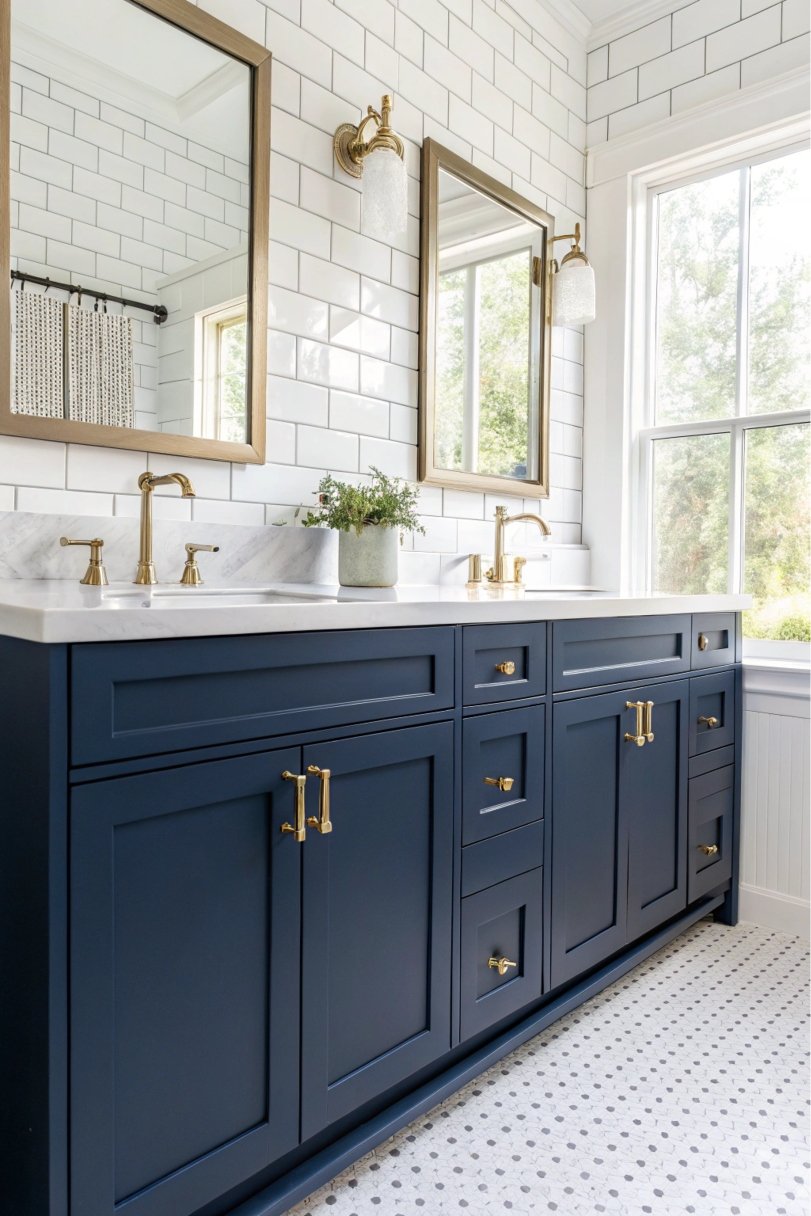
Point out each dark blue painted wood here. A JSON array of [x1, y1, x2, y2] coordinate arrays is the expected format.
[[691, 613, 736, 669], [626, 680, 689, 940], [550, 687, 630, 988], [71, 628, 455, 765], [689, 766, 734, 902], [461, 704, 544, 845], [551, 615, 690, 692], [459, 869, 543, 1040], [300, 722, 454, 1140], [689, 669, 736, 755], [461, 822, 544, 897], [462, 623, 546, 705], [0, 638, 69, 1216], [689, 744, 735, 779], [70, 749, 302, 1216]]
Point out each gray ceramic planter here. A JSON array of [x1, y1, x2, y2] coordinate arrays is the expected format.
[[338, 525, 399, 587]]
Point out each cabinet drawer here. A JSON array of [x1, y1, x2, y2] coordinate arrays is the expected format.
[[71, 627, 454, 765], [462, 623, 546, 705], [552, 615, 690, 692], [461, 822, 544, 897], [691, 613, 736, 669], [460, 869, 543, 1041], [688, 766, 734, 902], [462, 705, 545, 845], [689, 670, 735, 756]]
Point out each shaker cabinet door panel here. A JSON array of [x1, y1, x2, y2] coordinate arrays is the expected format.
[[70, 750, 302, 1216], [625, 681, 689, 940], [550, 690, 629, 989], [300, 723, 454, 1140]]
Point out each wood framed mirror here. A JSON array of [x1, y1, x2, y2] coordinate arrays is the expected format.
[[0, 0, 270, 463], [419, 139, 554, 497]]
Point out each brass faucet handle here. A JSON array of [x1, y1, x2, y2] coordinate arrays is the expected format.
[[180, 542, 220, 586], [467, 554, 483, 585], [60, 536, 108, 586], [513, 556, 527, 584]]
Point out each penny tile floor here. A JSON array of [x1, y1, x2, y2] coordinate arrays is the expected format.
[[287, 919, 809, 1215]]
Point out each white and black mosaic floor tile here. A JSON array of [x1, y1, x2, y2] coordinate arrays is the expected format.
[[287, 920, 809, 1215]]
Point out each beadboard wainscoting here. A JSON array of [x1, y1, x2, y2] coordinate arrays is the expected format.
[[741, 665, 810, 939]]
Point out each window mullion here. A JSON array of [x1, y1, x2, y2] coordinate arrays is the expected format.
[[735, 166, 751, 419], [728, 422, 745, 595]]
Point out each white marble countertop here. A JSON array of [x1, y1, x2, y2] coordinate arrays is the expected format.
[[0, 578, 750, 644]]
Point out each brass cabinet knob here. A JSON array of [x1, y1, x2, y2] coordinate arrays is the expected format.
[[281, 771, 307, 842], [306, 765, 333, 834], [484, 776, 515, 792], [488, 956, 518, 977], [698, 633, 709, 651], [495, 660, 516, 675], [698, 843, 719, 856], [698, 715, 719, 729], [60, 536, 108, 586]]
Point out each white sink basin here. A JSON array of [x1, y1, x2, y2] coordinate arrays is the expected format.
[[99, 585, 335, 608]]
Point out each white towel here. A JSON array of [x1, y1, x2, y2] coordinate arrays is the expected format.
[[13, 289, 65, 418], [68, 307, 134, 428]]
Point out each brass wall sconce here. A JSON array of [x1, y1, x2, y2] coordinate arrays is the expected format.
[[334, 94, 408, 243], [550, 222, 596, 326]]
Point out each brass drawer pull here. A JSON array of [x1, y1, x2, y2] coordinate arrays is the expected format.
[[697, 633, 709, 651], [698, 843, 719, 856], [625, 701, 646, 747], [642, 700, 654, 743], [306, 765, 333, 834], [698, 715, 719, 729], [484, 776, 515, 792], [281, 771, 307, 842], [495, 661, 516, 675], [488, 956, 518, 976]]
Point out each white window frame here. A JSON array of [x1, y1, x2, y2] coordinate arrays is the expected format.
[[630, 137, 810, 663], [194, 296, 248, 443]]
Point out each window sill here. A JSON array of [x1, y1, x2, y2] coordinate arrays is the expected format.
[[743, 658, 810, 706]]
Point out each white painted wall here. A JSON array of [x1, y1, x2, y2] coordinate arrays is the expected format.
[[0, 0, 593, 585]]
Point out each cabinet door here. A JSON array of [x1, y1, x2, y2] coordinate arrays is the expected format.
[[70, 749, 301, 1216], [625, 680, 689, 940], [550, 689, 630, 989], [300, 723, 453, 1139]]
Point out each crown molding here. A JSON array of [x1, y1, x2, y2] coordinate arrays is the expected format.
[[586, 0, 684, 50], [587, 66, 810, 186], [531, 0, 592, 43]]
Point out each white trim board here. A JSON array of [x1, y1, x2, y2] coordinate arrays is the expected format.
[[739, 885, 810, 941], [585, 0, 684, 51], [587, 68, 810, 187]]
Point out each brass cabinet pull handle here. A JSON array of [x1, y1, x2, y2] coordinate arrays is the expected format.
[[698, 633, 709, 651], [624, 701, 646, 747], [281, 771, 307, 842], [306, 765, 333, 834], [698, 843, 719, 855], [698, 715, 719, 729], [484, 776, 515, 792], [642, 700, 655, 743], [495, 661, 516, 675], [488, 956, 518, 977]]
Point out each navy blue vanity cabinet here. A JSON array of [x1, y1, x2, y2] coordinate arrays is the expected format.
[[550, 679, 689, 989], [70, 750, 302, 1216], [300, 723, 453, 1139]]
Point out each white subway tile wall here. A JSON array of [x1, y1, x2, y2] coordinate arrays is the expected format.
[[1, 0, 590, 565], [587, 0, 810, 144]]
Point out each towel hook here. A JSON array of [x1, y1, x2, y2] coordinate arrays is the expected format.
[[44, 277, 51, 294]]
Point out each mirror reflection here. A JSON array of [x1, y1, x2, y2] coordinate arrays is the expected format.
[[9, 0, 252, 442], [434, 167, 543, 483]]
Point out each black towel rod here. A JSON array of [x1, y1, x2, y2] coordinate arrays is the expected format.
[[10, 270, 168, 324]]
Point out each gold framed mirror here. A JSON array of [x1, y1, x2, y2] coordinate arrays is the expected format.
[[419, 139, 554, 497], [0, 0, 270, 463]]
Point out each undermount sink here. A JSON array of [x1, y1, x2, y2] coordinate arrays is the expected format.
[[98, 585, 335, 607]]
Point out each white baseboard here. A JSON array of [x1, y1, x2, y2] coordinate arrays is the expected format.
[[739, 884, 810, 939]]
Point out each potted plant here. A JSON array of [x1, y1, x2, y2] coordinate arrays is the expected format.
[[301, 467, 425, 588]]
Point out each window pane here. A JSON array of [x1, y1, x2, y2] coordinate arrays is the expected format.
[[477, 249, 532, 479], [435, 267, 466, 471], [652, 433, 730, 594], [655, 171, 740, 424], [743, 424, 810, 641], [748, 149, 811, 415]]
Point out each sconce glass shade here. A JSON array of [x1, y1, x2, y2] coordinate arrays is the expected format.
[[362, 147, 408, 243], [553, 259, 596, 326]]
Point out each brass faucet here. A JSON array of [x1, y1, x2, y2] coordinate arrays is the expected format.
[[134, 471, 196, 584], [485, 506, 551, 586]]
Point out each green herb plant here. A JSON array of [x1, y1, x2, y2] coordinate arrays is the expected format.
[[300, 467, 425, 537]]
